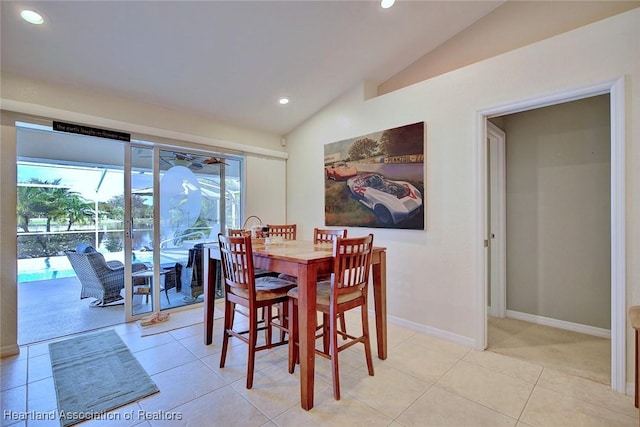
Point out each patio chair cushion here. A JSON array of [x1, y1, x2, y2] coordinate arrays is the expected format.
[[75, 243, 97, 253]]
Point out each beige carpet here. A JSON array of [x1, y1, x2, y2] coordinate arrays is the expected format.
[[488, 316, 611, 385], [140, 307, 224, 336]]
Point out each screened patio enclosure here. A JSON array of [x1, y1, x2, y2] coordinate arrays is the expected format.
[[16, 122, 241, 343]]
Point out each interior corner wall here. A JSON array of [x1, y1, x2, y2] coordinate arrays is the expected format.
[[285, 6, 639, 365], [503, 95, 611, 329]]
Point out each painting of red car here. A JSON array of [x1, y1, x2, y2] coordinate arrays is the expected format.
[[325, 161, 357, 181]]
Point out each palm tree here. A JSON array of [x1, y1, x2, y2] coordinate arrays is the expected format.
[[17, 178, 92, 252], [63, 194, 94, 231], [17, 178, 64, 232], [16, 185, 42, 232], [42, 186, 69, 232]]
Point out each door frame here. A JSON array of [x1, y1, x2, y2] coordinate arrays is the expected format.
[[474, 77, 626, 393], [124, 143, 165, 322]]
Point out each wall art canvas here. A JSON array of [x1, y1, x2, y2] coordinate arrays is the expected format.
[[324, 122, 424, 229]]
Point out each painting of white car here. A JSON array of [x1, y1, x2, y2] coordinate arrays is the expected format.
[[347, 173, 422, 225]]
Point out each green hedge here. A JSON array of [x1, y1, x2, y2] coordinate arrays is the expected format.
[[17, 232, 124, 259]]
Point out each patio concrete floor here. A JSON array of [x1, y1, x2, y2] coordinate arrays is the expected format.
[[17, 276, 204, 345]]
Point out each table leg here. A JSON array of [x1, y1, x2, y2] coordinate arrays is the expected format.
[[372, 251, 387, 360], [205, 249, 215, 345], [145, 279, 150, 304], [298, 264, 318, 410]]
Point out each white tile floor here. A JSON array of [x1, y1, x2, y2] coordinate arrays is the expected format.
[[1, 307, 638, 427]]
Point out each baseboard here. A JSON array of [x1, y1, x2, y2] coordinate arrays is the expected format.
[[0, 343, 21, 358], [385, 311, 475, 348], [626, 381, 634, 398], [506, 310, 611, 339]]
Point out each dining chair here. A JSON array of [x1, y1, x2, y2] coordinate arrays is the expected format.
[[227, 228, 276, 278], [313, 227, 347, 243], [313, 228, 348, 333], [267, 224, 297, 240], [227, 228, 250, 237], [229, 226, 284, 325], [218, 234, 296, 389], [267, 224, 298, 320], [287, 234, 375, 400]]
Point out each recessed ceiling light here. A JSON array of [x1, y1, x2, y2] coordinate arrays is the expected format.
[[21, 10, 44, 25], [278, 97, 290, 105], [381, 0, 395, 9]]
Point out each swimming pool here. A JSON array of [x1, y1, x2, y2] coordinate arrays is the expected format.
[[17, 250, 188, 283]]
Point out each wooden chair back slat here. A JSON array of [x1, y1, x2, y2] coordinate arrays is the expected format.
[[313, 228, 347, 244], [218, 234, 255, 293], [228, 228, 250, 237], [332, 234, 373, 295], [267, 224, 297, 240]]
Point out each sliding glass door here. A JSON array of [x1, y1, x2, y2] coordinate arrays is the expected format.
[[127, 145, 156, 318], [126, 146, 238, 320], [16, 120, 242, 335]]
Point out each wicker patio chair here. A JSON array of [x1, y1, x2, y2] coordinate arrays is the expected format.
[[180, 244, 205, 300], [64, 243, 148, 306]]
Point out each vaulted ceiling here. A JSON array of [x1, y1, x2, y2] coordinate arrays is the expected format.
[[2, 1, 637, 135]]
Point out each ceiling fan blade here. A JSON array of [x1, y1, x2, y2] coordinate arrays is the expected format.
[[203, 156, 229, 166], [173, 153, 193, 161]]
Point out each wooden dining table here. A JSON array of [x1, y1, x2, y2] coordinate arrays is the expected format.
[[203, 239, 387, 411]]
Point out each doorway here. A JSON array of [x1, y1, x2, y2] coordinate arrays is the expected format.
[[487, 95, 612, 384], [16, 121, 241, 343], [16, 123, 127, 344], [476, 78, 626, 393]]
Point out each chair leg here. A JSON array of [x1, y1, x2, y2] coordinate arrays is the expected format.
[[247, 309, 258, 389], [265, 304, 273, 346], [361, 304, 375, 377], [278, 302, 287, 343], [322, 313, 330, 354], [219, 300, 233, 368], [338, 312, 347, 336], [330, 310, 341, 400]]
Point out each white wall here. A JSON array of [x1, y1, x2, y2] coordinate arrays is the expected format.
[[1, 73, 284, 154], [286, 9, 640, 381], [244, 155, 287, 225], [0, 78, 289, 355]]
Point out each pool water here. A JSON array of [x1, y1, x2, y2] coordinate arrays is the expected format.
[[18, 269, 76, 282], [17, 250, 186, 283]]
